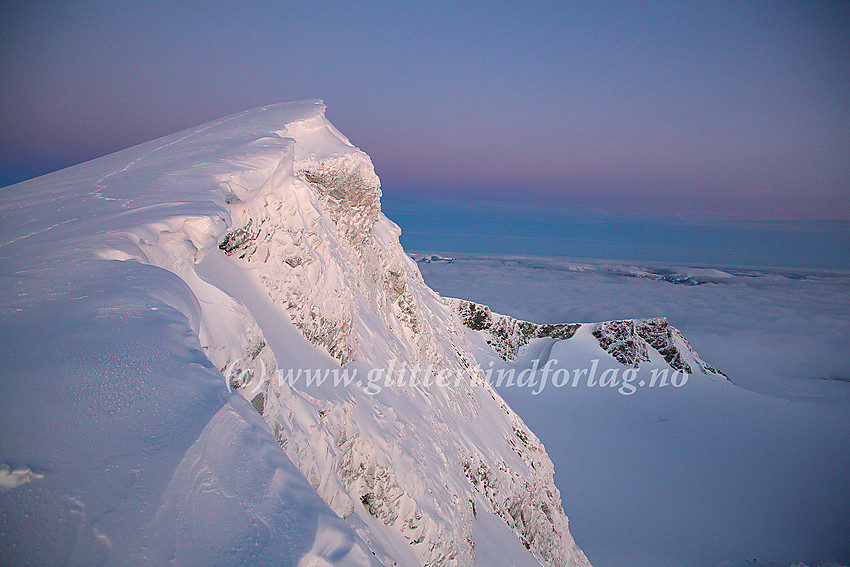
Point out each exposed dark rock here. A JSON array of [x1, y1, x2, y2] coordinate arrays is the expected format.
[[250, 392, 265, 414], [635, 317, 691, 372], [592, 320, 650, 368], [219, 219, 260, 257], [449, 299, 726, 379], [451, 299, 579, 361]]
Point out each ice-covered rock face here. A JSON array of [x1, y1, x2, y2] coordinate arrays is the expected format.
[[0, 101, 385, 566], [217, 153, 417, 366], [0, 100, 589, 566], [186, 103, 592, 566]]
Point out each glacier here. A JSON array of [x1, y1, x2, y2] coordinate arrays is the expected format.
[[0, 101, 593, 566]]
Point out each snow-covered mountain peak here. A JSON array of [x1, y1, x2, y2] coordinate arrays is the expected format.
[[450, 298, 725, 379], [1, 102, 591, 566], [274, 100, 361, 160], [204, 105, 591, 567]]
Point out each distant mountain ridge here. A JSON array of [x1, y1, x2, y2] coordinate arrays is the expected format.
[[449, 298, 726, 378]]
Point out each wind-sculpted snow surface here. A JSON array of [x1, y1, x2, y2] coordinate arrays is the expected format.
[[0, 101, 383, 567], [0, 102, 589, 566]]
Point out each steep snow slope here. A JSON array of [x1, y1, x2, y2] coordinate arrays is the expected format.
[[195, 104, 590, 567], [0, 101, 589, 566], [0, 102, 379, 566]]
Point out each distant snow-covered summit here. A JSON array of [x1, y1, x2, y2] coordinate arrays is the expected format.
[[450, 298, 726, 378]]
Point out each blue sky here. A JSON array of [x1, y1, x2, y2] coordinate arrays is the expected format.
[[1, 2, 848, 227], [383, 196, 850, 269]]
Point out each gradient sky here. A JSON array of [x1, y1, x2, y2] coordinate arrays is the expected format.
[[1, 1, 848, 220]]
